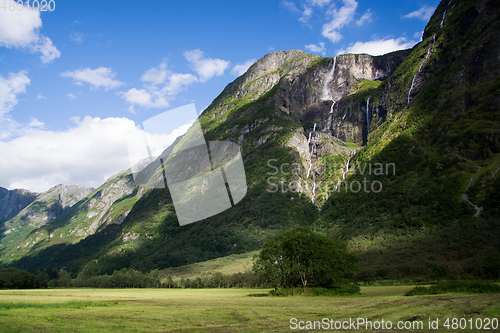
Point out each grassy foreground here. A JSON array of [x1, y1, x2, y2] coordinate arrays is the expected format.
[[0, 286, 498, 332]]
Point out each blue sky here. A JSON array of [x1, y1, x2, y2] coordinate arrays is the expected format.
[[0, 0, 440, 192]]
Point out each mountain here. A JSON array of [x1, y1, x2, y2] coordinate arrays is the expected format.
[[1, 0, 499, 280], [0, 187, 38, 224]]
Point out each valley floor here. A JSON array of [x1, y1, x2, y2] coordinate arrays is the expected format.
[[0, 287, 498, 332]]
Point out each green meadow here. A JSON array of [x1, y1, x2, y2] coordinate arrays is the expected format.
[[0, 287, 498, 332]]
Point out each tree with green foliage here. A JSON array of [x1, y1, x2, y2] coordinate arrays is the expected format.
[[0, 267, 36, 289], [253, 227, 358, 289]]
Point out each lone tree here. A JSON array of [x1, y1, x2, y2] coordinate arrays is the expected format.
[[253, 227, 358, 289]]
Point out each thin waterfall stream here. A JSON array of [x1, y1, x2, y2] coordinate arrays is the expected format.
[[366, 97, 370, 135], [407, 1, 452, 108]]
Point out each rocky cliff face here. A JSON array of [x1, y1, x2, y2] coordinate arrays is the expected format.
[[200, 48, 410, 204], [205, 50, 409, 146], [4, 184, 93, 229], [206, 50, 320, 122], [271, 51, 409, 120], [0, 187, 38, 223]]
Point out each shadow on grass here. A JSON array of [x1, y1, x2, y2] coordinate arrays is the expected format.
[[247, 293, 270, 297]]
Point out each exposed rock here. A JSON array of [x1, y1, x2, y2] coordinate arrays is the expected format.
[[8, 184, 93, 228], [0, 187, 38, 223], [122, 231, 139, 242], [254, 134, 271, 148], [206, 50, 319, 121], [271, 51, 410, 144], [285, 130, 310, 169]]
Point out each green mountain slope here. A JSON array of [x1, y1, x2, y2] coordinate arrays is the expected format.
[[2, 0, 499, 280], [321, 0, 500, 279]]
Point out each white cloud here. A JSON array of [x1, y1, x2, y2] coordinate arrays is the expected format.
[[0, 116, 193, 192], [28, 117, 44, 128], [0, 71, 31, 117], [162, 73, 198, 95], [184, 49, 230, 82], [0, 7, 41, 47], [341, 37, 416, 56], [0, 6, 60, 64], [67, 93, 77, 99], [120, 61, 198, 110], [0, 71, 52, 141], [37, 93, 46, 100], [305, 42, 326, 55], [60, 67, 124, 90], [299, 6, 313, 23], [356, 9, 372, 26], [403, 5, 435, 21], [69, 32, 84, 44], [414, 31, 424, 41], [0, 118, 21, 141], [282, 1, 300, 13], [35, 36, 61, 64], [120, 88, 169, 109], [285, 0, 330, 25], [322, 0, 358, 43], [307, 0, 330, 6], [141, 60, 168, 85], [231, 59, 256, 76]]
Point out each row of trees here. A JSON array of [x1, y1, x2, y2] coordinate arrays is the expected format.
[[167, 272, 259, 288], [0, 267, 54, 289]]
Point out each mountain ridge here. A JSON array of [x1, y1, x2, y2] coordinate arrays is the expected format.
[[1, 0, 499, 281], [0, 187, 38, 222]]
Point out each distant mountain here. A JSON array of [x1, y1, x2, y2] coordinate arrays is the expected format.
[[0, 187, 38, 224], [2, 0, 499, 280]]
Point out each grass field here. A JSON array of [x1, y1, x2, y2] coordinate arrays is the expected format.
[[0, 286, 498, 332], [159, 251, 256, 281]]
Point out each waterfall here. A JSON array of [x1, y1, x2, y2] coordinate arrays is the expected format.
[[334, 149, 356, 191], [306, 164, 312, 178], [322, 57, 336, 101], [407, 76, 417, 107], [440, 10, 447, 28], [341, 158, 350, 181], [440, 0, 453, 28], [365, 98, 370, 135], [306, 123, 318, 194], [406, 34, 435, 108], [306, 124, 316, 178], [329, 101, 336, 114], [466, 165, 481, 191], [492, 167, 499, 178], [409, 0, 448, 107]]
